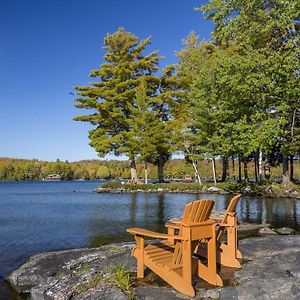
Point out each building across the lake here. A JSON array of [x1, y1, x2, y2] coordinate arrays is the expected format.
[[43, 174, 61, 181]]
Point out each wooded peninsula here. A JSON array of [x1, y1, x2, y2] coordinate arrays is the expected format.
[[73, 1, 299, 186], [3, 1, 299, 187]]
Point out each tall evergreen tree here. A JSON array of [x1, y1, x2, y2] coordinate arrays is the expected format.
[[197, 0, 300, 181], [167, 33, 214, 181], [126, 72, 176, 182], [74, 28, 161, 181]]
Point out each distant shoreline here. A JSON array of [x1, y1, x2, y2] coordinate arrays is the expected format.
[[95, 181, 300, 199]]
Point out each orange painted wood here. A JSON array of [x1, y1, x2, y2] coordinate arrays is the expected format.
[[166, 194, 242, 268], [127, 199, 223, 297], [127, 228, 185, 240]]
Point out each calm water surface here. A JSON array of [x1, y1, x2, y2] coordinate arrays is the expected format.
[[0, 180, 299, 298]]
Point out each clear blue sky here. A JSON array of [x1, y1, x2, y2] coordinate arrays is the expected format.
[[0, 0, 213, 162]]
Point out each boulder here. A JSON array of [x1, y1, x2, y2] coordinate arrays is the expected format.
[[238, 223, 270, 239], [240, 186, 253, 194], [275, 227, 295, 235], [6, 236, 300, 299], [259, 227, 277, 235], [231, 236, 300, 300], [207, 186, 223, 193]]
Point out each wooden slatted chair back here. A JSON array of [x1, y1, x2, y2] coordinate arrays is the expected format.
[[216, 194, 241, 240], [172, 199, 214, 265]]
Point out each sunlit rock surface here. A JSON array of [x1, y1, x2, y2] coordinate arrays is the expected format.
[[7, 235, 300, 299]]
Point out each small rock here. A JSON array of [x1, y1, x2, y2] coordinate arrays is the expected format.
[[241, 186, 253, 194], [259, 227, 277, 235], [73, 285, 128, 300], [275, 227, 295, 235], [238, 223, 270, 239], [94, 188, 109, 193], [135, 286, 183, 299], [207, 186, 222, 193], [211, 210, 226, 217], [201, 288, 220, 299], [157, 188, 164, 192]]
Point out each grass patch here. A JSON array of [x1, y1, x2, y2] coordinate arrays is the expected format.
[[76, 273, 105, 293], [75, 264, 89, 276], [107, 265, 136, 299], [75, 265, 135, 299]]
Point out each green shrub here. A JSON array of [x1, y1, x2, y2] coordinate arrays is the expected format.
[[107, 265, 135, 299]]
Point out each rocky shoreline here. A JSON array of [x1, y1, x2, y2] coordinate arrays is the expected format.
[[94, 185, 300, 199], [6, 224, 300, 299]]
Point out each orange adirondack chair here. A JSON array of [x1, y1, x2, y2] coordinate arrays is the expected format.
[[166, 194, 242, 268], [127, 199, 223, 297]]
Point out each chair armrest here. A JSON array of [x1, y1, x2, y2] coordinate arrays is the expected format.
[[127, 228, 186, 240], [181, 219, 215, 228], [219, 223, 232, 227], [209, 216, 223, 221], [227, 212, 236, 217], [165, 223, 180, 229], [168, 218, 182, 224]]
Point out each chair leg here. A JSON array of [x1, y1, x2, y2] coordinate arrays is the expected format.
[[182, 240, 192, 285], [135, 235, 145, 278], [219, 243, 241, 268], [227, 220, 242, 262], [198, 228, 223, 287], [167, 227, 175, 245], [236, 249, 243, 259]]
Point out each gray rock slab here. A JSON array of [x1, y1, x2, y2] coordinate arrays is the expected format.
[[258, 227, 277, 235], [207, 186, 223, 193], [7, 243, 135, 297], [226, 235, 300, 300], [6, 236, 300, 300], [135, 286, 188, 299], [238, 223, 270, 239], [275, 227, 295, 235], [73, 285, 128, 300]]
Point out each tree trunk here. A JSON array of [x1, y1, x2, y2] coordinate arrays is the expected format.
[[221, 157, 228, 182], [192, 160, 202, 185], [282, 154, 291, 186], [290, 155, 294, 182], [254, 156, 258, 183], [144, 162, 148, 184], [130, 158, 139, 183], [258, 149, 263, 182], [264, 160, 271, 180], [157, 154, 165, 183], [231, 156, 235, 180], [212, 158, 217, 186], [244, 158, 248, 181], [238, 154, 242, 181], [283, 154, 289, 176]]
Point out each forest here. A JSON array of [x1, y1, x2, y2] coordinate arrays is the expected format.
[[73, 0, 300, 185], [2, 1, 299, 185], [1, 157, 299, 182]]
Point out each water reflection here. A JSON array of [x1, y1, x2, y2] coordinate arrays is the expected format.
[[0, 181, 299, 297], [88, 193, 300, 248], [129, 193, 137, 226]]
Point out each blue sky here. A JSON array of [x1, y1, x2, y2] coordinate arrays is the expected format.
[[0, 0, 213, 162]]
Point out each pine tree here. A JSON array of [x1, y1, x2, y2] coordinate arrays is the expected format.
[[196, 0, 300, 181], [126, 77, 174, 182], [74, 28, 161, 181]]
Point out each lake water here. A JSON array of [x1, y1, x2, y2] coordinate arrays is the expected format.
[[0, 180, 299, 299]]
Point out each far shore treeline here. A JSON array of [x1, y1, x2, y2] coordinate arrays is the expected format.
[[0, 157, 299, 182], [73, 1, 300, 185]]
